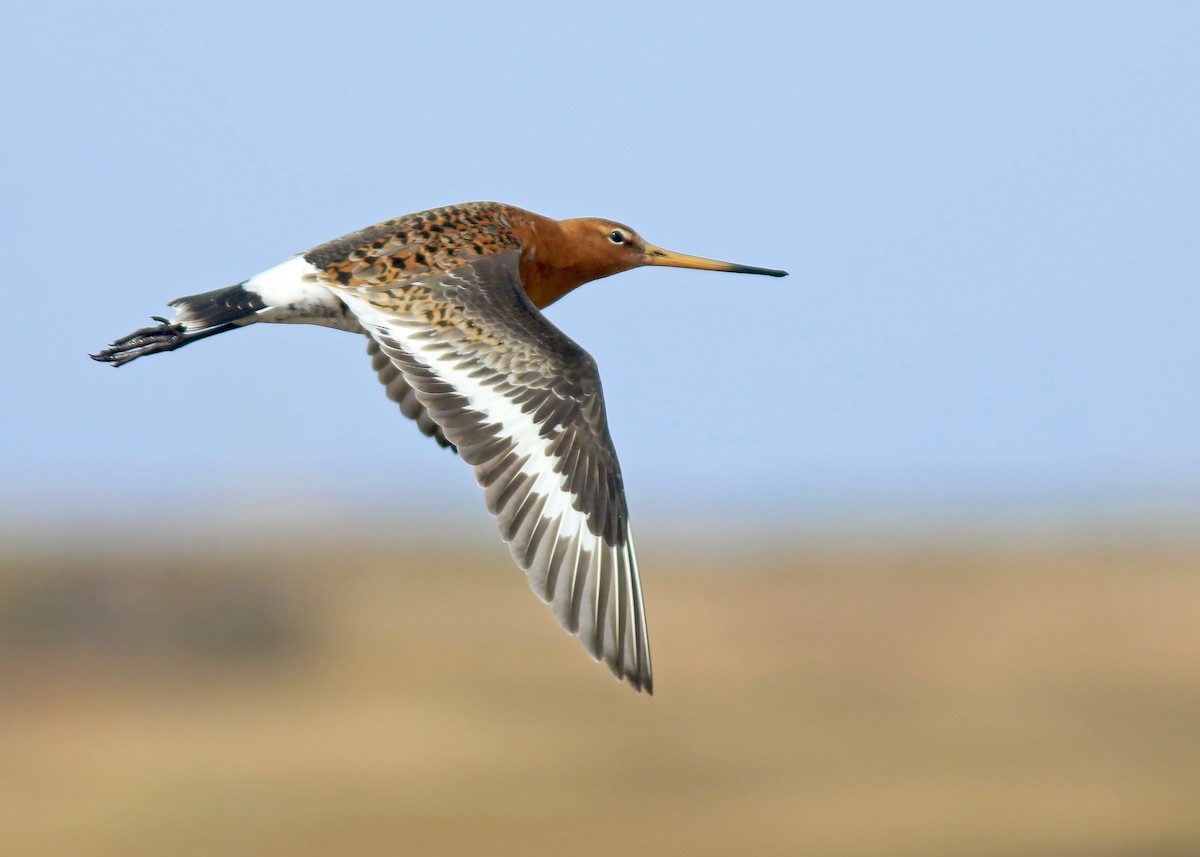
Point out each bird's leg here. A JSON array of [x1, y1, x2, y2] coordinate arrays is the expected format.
[[90, 317, 238, 367]]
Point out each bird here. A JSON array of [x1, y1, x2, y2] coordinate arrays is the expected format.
[[92, 201, 788, 693]]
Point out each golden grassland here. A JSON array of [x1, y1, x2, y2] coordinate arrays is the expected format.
[[1, 532, 1198, 856]]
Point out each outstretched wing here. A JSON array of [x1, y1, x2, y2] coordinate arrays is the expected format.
[[330, 251, 651, 692]]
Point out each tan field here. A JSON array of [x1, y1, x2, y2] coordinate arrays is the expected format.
[[1, 529, 1198, 856]]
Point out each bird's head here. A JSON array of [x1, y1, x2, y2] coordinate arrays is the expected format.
[[516, 213, 788, 308], [559, 217, 789, 282]]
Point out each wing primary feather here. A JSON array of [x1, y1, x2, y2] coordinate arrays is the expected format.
[[496, 472, 535, 539], [544, 528, 571, 603], [555, 530, 586, 633], [593, 542, 613, 661], [487, 460, 530, 513], [626, 533, 652, 694], [614, 542, 629, 677], [567, 535, 591, 635], [457, 435, 514, 466], [523, 507, 555, 571], [478, 451, 522, 490], [575, 544, 601, 659], [507, 482, 544, 538], [510, 492, 549, 567]]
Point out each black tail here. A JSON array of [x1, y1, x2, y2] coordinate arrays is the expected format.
[[90, 283, 264, 367], [168, 283, 265, 330]]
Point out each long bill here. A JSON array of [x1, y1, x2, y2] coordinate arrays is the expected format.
[[644, 245, 788, 277]]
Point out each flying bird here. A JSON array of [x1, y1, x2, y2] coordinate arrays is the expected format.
[[92, 202, 788, 693]]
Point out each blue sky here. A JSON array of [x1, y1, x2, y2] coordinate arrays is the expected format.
[[2, 2, 1197, 536]]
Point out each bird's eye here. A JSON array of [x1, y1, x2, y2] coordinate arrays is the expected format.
[[608, 230, 626, 245]]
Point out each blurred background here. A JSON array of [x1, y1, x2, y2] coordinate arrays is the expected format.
[[2, 2, 1198, 855]]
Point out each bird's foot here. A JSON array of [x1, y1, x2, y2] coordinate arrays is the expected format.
[[90, 317, 188, 367]]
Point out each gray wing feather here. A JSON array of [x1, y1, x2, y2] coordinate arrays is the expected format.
[[366, 336, 454, 451]]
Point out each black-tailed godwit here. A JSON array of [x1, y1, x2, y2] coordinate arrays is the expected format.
[[93, 202, 788, 693]]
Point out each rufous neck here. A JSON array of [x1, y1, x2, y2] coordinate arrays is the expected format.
[[510, 213, 608, 309]]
